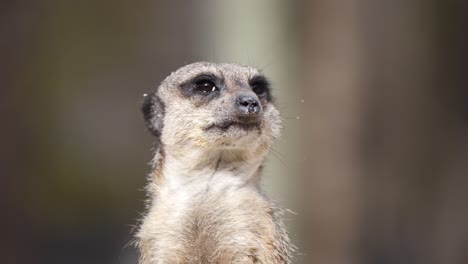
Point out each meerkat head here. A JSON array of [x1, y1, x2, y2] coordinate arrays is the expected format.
[[142, 62, 281, 162]]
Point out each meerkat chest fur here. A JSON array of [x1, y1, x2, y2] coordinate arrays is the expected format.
[[137, 62, 291, 264]]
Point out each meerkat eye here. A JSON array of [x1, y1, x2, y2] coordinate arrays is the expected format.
[[251, 83, 266, 95], [250, 76, 269, 96], [194, 79, 218, 95]]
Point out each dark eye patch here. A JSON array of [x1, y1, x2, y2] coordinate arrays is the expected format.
[[179, 73, 223, 100], [249, 75, 271, 101]]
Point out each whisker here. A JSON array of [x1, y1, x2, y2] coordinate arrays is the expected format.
[[282, 116, 302, 120], [266, 145, 286, 166]]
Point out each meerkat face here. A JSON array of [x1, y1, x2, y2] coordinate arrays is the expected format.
[[142, 62, 281, 152]]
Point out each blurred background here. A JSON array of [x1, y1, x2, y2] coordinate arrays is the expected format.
[[1, 0, 467, 263]]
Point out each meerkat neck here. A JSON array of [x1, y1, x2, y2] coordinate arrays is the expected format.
[[156, 146, 264, 190]]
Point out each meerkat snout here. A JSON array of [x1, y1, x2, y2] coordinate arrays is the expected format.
[[236, 94, 261, 115]]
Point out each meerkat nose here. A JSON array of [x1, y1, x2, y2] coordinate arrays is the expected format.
[[236, 95, 261, 115]]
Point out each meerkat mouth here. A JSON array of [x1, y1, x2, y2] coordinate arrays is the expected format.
[[206, 120, 260, 132]]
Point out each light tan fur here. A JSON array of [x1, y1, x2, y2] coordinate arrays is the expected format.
[[137, 62, 292, 263]]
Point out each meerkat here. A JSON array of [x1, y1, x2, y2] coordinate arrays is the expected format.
[[136, 62, 292, 263]]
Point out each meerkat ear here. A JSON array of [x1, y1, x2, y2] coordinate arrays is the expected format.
[[142, 92, 165, 137]]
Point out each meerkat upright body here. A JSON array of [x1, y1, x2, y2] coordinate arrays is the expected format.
[[137, 62, 292, 263]]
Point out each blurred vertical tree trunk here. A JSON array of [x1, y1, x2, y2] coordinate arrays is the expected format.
[[359, 1, 468, 264], [359, 0, 443, 263], [298, 0, 364, 263]]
